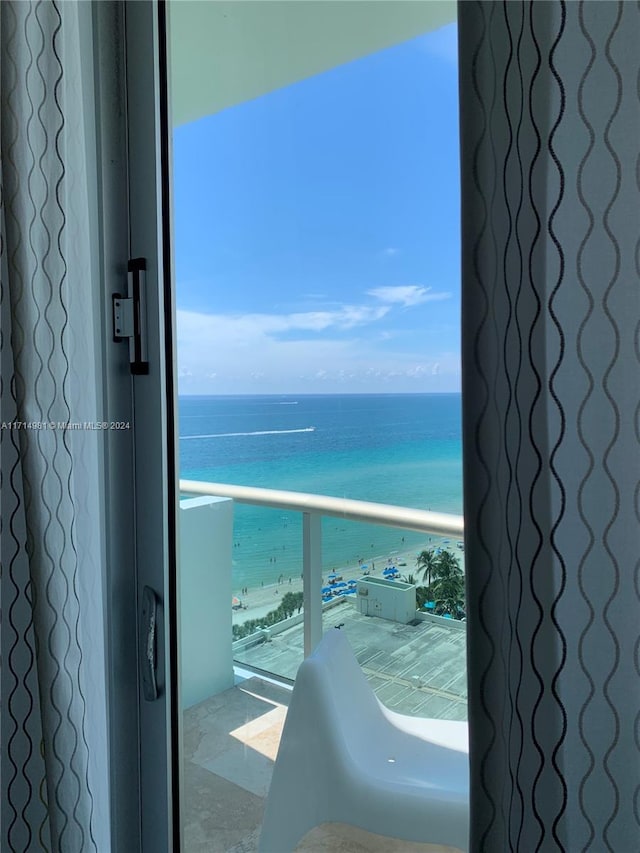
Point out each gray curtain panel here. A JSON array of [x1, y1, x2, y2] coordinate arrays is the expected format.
[[1, 2, 109, 850], [459, 1, 640, 851]]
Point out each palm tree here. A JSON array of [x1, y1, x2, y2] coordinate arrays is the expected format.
[[416, 548, 439, 586], [417, 548, 466, 617], [429, 549, 465, 617], [415, 585, 430, 609], [429, 574, 465, 616], [434, 549, 462, 581], [280, 592, 298, 618]]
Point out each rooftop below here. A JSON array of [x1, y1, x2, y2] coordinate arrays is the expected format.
[[359, 575, 414, 590], [236, 600, 467, 720]]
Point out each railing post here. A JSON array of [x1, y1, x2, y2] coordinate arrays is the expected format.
[[302, 511, 322, 656]]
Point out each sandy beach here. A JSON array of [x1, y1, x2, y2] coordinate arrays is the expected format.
[[231, 533, 465, 626]]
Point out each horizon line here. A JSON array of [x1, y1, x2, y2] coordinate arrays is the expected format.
[[178, 390, 461, 398]]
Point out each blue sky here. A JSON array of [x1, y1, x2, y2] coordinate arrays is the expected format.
[[173, 22, 459, 395]]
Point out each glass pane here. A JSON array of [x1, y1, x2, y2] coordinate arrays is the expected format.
[[168, 3, 461, 849]]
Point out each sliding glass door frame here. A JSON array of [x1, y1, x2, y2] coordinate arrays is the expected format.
[[120, 1, 181, 850]]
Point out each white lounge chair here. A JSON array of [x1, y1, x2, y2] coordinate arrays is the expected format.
[[259, 628, 469, 852]]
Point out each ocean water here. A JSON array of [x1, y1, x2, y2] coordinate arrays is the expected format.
[[178, 393, 463, 591]]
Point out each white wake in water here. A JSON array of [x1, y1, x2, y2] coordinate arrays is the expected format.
[[180, 427, 315, 440]]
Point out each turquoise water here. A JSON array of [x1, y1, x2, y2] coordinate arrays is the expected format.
[[179, 393, 462, 590]]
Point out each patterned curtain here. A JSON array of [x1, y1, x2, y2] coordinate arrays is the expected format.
[[1, 2, 109, 850], [459, 1, 640, 850]]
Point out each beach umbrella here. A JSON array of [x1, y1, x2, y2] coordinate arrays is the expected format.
[[383, 568, 394, 575], [328, 572, 337, 578], [322, 586, 332, 594], [345, 588, 356, 594], [232, 596, 242, 609], [360, 564, 368, 570], [348, 579, 357, 586], [335, 581, 347, 587]]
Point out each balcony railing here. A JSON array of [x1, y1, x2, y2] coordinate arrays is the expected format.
[[179, 479, 464, 657]]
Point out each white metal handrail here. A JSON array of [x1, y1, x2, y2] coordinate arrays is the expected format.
[[179, 480, 464, 537], [179, 479, 464, 656]]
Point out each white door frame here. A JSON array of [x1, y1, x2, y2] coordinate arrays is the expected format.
[[124, 2, 181, 850], [96, 1, 181, 849]]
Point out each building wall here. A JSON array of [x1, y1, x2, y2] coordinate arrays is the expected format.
[[356, 578, 416, 624], [179, 496, 234, 708]]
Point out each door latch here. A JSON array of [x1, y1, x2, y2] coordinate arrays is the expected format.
[[112, 257, 149, 375]]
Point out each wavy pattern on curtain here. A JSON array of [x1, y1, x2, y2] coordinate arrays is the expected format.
[[460, 1, 640, 850], [1, 2, 108, 851]]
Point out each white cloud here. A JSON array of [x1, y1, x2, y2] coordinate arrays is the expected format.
[[175, 282, 461, 395], [185, 304, 389, 340], [176, 305, 460, 394], [367, 285, 451, 307]]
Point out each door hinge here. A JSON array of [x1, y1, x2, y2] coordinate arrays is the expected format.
[[112, 257, 149, 375]]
